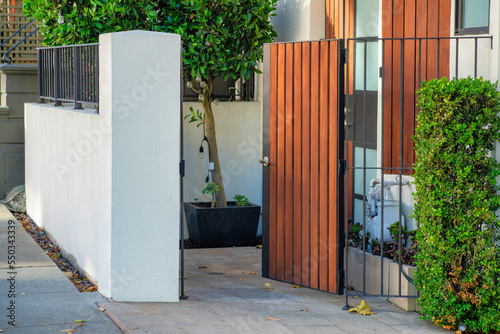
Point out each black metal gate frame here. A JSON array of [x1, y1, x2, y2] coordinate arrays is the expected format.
[[342, 35, 493, 309]]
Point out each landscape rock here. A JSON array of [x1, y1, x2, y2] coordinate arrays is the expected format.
[[0, 185, 26, 213]]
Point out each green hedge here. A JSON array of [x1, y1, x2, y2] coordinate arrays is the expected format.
[[414, 77, 500, 333]]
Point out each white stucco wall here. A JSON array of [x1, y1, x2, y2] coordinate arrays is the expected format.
[[183, 101, 263, 235], [271, 0, 325, 42], [25, 104, 112, 287], [25, 31, 181, 302], [450, 0, 499, 82]]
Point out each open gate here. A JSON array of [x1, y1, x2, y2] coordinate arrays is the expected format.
[[262, 40, 345, 294], [262, 34, 493, 301]]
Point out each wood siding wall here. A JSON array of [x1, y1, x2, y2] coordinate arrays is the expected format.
[[266, 40, 340, 293], [326, 0, 451, 172], [382, 0, 451, 172]]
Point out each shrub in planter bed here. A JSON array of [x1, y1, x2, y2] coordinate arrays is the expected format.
[[414, 77, 500, 333]]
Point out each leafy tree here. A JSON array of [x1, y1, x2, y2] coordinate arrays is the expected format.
[[159, 0, 277, 207], [23, 0, 159, 46], [24, 0, 278, 207]]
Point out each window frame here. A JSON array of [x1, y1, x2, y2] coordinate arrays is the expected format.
[[455, 0, 490, 35]]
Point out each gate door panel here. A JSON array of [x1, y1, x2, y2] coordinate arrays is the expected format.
[[263, 40, 343, 294]]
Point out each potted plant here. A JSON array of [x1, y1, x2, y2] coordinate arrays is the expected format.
[[183, 184, 261, 248]]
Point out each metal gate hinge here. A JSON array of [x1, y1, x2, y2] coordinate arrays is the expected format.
[[180, 160, 185, 177], [338, 159, 347, 176]]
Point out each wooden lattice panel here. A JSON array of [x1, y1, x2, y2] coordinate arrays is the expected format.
[[0, 0, 42, 63]]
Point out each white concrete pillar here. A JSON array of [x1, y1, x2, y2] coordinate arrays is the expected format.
[[99, 31, 181, 302]]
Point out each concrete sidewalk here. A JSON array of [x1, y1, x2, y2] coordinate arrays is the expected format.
[[0, 203, 449, 334], [100, 247, 449, 334], [0, 205, 121, 333]]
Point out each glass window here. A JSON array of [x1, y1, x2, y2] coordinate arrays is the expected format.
[[456, 0, 489, 34]]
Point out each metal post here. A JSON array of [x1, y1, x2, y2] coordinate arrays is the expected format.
[[343, 40, 350, 311], [74, 46, 83, 109], [179, 42, 188, 301], [37, 49, 44, 103], [54, 48, 62, 106]]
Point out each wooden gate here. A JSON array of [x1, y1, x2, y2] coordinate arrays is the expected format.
[[262, 40, 344, 294]]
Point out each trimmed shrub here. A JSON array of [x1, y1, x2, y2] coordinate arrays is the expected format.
[[414, 77, 500, 333]]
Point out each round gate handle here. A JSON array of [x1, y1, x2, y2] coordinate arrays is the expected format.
[[259, 157, 270, 167]]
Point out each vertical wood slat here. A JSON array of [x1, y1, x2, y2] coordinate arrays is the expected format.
[[267, 40, 340, 294], [403, 0, 416, 172], [309, 41, 320, 290], [276, 43, 286, 282], [301, 42, 311, 288], [292, 43, 303, 285], [284, 43, 294, 283], [382, 1, 394, 172], [438, 0, 451, 79], [269, 44, 278, 280], [319, 41, 330, 291], [328, 42, 339, 292]]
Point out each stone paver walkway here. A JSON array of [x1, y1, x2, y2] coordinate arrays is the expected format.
[[100, 247, 448, 334]]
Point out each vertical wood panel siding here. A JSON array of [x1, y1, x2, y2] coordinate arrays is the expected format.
[[267, 41, 340, 293], [327, 0, 451, 173], [381, 0, 450, 173]]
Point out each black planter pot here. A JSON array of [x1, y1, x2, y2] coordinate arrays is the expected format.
[[183, 201, 261, 248]]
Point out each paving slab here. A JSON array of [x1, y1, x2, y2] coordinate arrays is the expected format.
[[0, 205, 121, 333], [101, 247, 450, 334]]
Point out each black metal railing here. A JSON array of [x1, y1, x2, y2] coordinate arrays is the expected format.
[[183, 73, 255, 102], [37, 43, 99, 111], [342, 35, 493, 307]]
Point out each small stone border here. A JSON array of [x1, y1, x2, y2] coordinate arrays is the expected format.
[[14, 213, 98, 292]]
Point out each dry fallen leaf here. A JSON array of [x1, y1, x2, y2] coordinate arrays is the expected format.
[[264, 283, 272, 287], [300, 309, 308, 312], [267, 317, 281, 321], [20, 293, 25, 295], [199, 266, 207, 269], [291, 284, 301, 288], [98, 308, 105, 312], [75, 319, 83, 323], [225, 275, 231, 277], [240, 279, 244, 281], [348, 300, 375, 315], [59, 330, 75, 333], [250, 272, 256, 275], [255, 245, 262, 249]]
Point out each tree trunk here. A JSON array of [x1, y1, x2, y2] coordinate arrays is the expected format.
[[202, 82, 227, 207]]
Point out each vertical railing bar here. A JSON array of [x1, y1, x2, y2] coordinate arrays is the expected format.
[[344, 40, 350, 310], [97, 44, 100, 108], [455, 38, 459, 79], [474, 38, 478, 78], [362, 39, 368, 295], [418, 39, 422, 88], [380, 40, 385, 295], [36, 49, 43, 103], [74, 45, 82, 109], [437, 39, 440, 78], [399, 39, 403, 296], [54, 48, 61, 106]]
